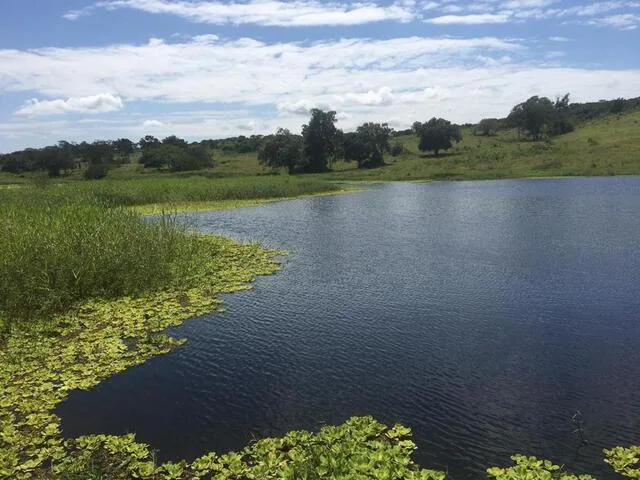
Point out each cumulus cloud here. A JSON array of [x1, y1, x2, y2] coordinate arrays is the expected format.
[[15, 93, 124, 116], [142, 119, 165, 127], [338, 87, 394, 106], [83, 0, 417, 26], [2, 34, 640, 151]]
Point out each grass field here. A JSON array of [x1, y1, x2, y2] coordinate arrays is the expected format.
[[324, 109, 640, 181], [2, 110, 639, 188]]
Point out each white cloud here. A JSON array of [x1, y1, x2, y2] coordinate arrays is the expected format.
[[587, 13, 640, 29], [15, 93, 124, 116], [1, 35, 640, 151], [88, 0, 417, 26], [142, 119, 165, 127], [548, 36, 571, 41], [425, 13, 510, 24], [62, 9, 91, 20], [338, 87, 395, 106]]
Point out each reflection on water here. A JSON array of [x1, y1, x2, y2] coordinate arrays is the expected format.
[[58, 178, 640, 479]]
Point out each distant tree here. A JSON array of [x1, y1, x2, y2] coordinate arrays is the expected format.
[[140, 144, 213, 171], [507, 96, 556, 140], [508, 94, 575, 140], [343, 123, 392, 169], [169, 145, 213, 172], [258, 128, 302, 174], [390, 142, 404, 157], [411, 121, 423, 134], [302, 109, 340, 173], [551, 93, 574, 136], [475, 118, 500, 136], [342, 132, 371, 166], [39, 146, 75, 177], [84, 162, 109, 180], [416, 118, 462, 156], [86, 141, 114, 166], [162, 135, 188, 148], [113, 138, 135, 164], [611, 97, 626, 114], [139, 135, 160, 150]]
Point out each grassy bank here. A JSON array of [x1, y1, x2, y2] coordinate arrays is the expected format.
[[323, 109, 640, 181]]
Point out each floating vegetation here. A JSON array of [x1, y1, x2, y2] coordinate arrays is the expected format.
[[0, 233, 282, 479]]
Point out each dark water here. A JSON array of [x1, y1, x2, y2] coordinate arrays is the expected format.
[[58, 178, 640, 479]]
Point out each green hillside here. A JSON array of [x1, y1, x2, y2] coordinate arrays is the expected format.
[[324, 109, 640, 181]]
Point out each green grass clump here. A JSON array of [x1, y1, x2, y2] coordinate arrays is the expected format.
[[0, 191, 202, 321]]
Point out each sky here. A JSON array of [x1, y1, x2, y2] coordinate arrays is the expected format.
[[1, 0, 639, 152]]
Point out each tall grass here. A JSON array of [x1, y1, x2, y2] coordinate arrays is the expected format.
[[61, 176, 338, 207], [0, 176, 336, 326], [0, 189, 203, 322]]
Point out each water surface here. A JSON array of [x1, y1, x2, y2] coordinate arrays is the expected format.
[[59, 178, 640, 479]]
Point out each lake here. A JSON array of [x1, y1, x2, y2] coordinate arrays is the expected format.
[[58, 177, 640, 479]]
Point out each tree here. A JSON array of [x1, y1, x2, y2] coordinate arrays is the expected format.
[[169, 145, 213, 172], [140, 144, 213, 171], [343, 123, 392, 169], [416, 118, 461, 156], [113, 138, 135, 164], [39, 146, 74, 177], [139, 135, 160, 150], [302, 109, 340, 173], [507, 96, 556, 140], [508, 95, 575, 140], [258, 128, 302, 174], [475, 118, 500, 136], [162, 135, 188, 148]]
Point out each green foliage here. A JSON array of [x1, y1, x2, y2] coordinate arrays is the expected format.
[[140, 143, 213, 172], [487, 455, 595, 480], [417, 118, 462, 156], [0, 217, 281, 479], [508, 94, 574, 140], [343, 123, 392, 169], [258, 128, 303, 174], [302, 109, 341, 173], [604, 446, 640, 478], [475, 118, 500, 136], [84, 162, 109, 180]]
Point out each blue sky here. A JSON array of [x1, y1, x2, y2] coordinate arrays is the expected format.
[[1, 0, 639, 152]]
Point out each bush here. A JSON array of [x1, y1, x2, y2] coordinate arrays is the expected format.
[[84, 162, 109, 180]]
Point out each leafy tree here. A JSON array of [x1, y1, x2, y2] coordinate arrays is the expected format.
[[390, 142, 404, 156], [416, 118, 462, 156], [507, 96, 557, 140], [139, 135, 160, 150], [302, 109, 340, 173], [113, 138, 135, 164], [343, 123, 392, 169], [84, 162, 109, 180], [508, 95, 575, 140], [140, 144, 213, 171], [475, 118, 500, 136], [258, 128, 302, 174], [86, 141, 114, 166], [169, 145, 213, 172], [38, 146, 74, 177], [611, 97, 626, 114], [411, 121, 423, 134], [162, 135, 188, 148]]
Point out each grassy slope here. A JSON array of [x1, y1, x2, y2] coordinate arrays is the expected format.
[[326, 109, 640, 181], [1, 110, 638, 188]]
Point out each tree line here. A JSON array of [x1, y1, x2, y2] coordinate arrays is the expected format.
[[1, 94, 637, 178]]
